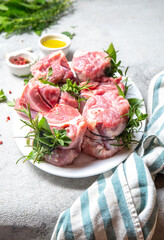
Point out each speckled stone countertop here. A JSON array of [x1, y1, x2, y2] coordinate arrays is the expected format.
[[0, 0, 164, 239]]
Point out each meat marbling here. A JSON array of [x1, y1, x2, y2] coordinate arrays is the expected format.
[[82, 88, 130, 159], [59, 91, 78, 109], [15, 79, 60, 114], [71, 50, 111, 82], [31, 50, 74, 83], [41, 104, 87, 166]]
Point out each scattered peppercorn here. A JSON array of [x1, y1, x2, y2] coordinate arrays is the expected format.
[[10, 57, 30, 65], [9, 90, 12, 94], [0, 141, 3, 145], [6, 116, 10, 121]]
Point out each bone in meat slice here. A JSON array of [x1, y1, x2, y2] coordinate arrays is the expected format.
[[82, 92, 130, 159], [41, 104, 87, 166], [79, 76, 124, 113], [15, 79, 61, 115], [59, 91, 78, 109], [31, 50, 74, 84]]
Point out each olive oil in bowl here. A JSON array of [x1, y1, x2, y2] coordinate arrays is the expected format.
[[39, 33, 71, 55], [42, 39, 67, 48]]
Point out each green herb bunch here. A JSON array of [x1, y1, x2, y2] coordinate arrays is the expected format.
[[0, 89, 7, 102], [114, 98, 148, 148], [60, 79, 92, 108], [104, 43, 129, 77], [17, 104, 72, 163], [0, 0, 73, 37], [60, 78, 91, 96]]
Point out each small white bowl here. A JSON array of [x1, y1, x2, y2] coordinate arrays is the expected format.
[[6, 51, 35, 76], [39, 33, 71, 56]]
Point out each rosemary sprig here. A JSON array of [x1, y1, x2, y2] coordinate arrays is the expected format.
[[16, 104, 72, 164]]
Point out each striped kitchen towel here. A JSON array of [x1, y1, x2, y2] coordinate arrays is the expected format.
[[51, 71, 164, 240]]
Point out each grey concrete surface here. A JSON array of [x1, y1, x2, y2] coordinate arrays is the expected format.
[[0, 0, 164, 239]]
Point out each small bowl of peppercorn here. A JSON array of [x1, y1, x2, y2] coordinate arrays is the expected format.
[[5, 50, 35, 76]]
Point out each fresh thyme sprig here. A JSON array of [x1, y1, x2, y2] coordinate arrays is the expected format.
[[16, 104, 72, 164]]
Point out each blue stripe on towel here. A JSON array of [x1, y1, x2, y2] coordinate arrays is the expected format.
[[111, 169, 137, 240], [55, 209, 70, 239], [134, 153, 148, 214], [156, 122, 164, 136], [144, 136, 156, 156], [80, 190, 95, 240], [146, 105, 164, 132], [63, 209, 74, 240], [97, 174, 116, 240], [152, 75, 163, 113], [142, 201, 158, 239], [149, 150, 164, 173]]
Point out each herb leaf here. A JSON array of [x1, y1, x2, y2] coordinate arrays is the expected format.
[[104, 43, 122, 77], [106, 43, 117, 62], [104, 43, 129, 78], [62, 31, 75, 39], [7, 98, 15, 107], [115, 83, 125, 98], [21, 73, 33, 85], [16, 104, 72, 164], [47, 67, 53, 77], [0, 89, 7, 102]]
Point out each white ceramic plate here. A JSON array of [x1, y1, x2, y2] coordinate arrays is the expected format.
[[13, 80, 146, 178]]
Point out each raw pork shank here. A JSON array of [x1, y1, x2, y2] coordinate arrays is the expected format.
[[79, 76, 124, 113], [31, 50, 74, 83], [71, 50, 111, 82], [82, 87, 130, 159], [15, 79, 61, 115], [41, 104, 87, 166], [59, 91, 78, 109], [80, 76, 124, 99]]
